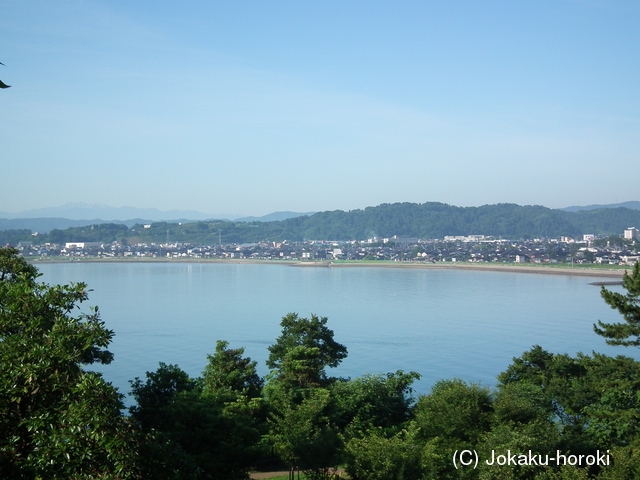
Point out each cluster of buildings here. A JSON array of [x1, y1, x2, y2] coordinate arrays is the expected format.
[[16, 228, 640, 266]]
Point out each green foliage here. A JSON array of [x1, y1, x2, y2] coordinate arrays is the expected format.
[[19, 372, 139, 479], [202, 340, 263, 412], [267, 386, 341, 480], [296, 202, 584, 240], [569, 208, 640, 237], [129, 362, 197, 429], [580, 354, 640, 446], [267, 313, 347, 388], [157, 391, 258, 480], [592, 445, 640, 480], [330, 371, 420, 435], [0, 246, 38, 281], [263, 314, 348, 479], [496, 345, 640, 479], [0, 247, 139, 479], [594, 262, 640, 346], [410, 379, 493, 479], [415, 379, 493, 443], [130, 361, 260, 479], [343, 425, 425, 480], [498, 347, 602, 452], [477, 421, 561, 480]]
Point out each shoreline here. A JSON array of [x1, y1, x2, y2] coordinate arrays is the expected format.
[[27, 257, 630, 278]]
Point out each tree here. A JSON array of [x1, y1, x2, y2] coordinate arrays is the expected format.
[[266, 384, 341, 480], [343, 425, 425, 480], [0, 247, 139, 478], [0, 246, 37, 281], [265, 313, 348, 479], [413, 379, 493, 480], [415, 379, 493, 444], [337, 372, 423, 480], [130, 360, 261, 480], [201, 340, 263, 405], [201, 341, 265, 473], [129, 362, 197, 431], [267, 313, 347, 388], [496, 344, 640, 478], [580, 353, 640, 446], [496, 346, 599, 451], [330, 370, 420, 435], [594, 262, 640, 347]]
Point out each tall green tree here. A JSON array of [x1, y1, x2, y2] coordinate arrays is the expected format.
[[265, 313, 348, 479], [337, 372, 422, 480], [266, 385, 341, 480], [202, 340, 263, 405], [594, 262, 640, 346], [0, 247, 139, 479], [130, 360, 261, 480], [267, 313, 347, 388], [129, 362, 197, 431]]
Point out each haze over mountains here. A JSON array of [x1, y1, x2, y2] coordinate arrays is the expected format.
[[0, 201, 639, 235], [0, 203, 317, 233], [559, 201, 640, 212], [0, 203, 242, 222]]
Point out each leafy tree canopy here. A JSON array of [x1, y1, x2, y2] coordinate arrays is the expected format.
[[594, 262, 640, 347], [202, 340, 263, 402], [0, 247, 139, 479], [267, 313, 348, 388]]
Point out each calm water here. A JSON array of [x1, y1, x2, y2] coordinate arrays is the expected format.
[[35, 262, 630, 399]]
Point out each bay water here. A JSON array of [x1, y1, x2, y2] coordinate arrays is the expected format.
[[35, 262, 630, 400]]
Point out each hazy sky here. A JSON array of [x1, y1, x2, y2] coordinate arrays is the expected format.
[[2, 1, 639, 216]]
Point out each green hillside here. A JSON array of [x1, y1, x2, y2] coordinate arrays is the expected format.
[[2, 202, 640, 245]]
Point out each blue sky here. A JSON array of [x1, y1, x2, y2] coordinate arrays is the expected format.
[[1, 1, 639, 216]]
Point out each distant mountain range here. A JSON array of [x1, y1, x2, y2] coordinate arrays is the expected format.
[[0, 203, 315, 233], [560, 201, 640, 212], [235, 211, 317, 223], [0, 203, 239, 222]]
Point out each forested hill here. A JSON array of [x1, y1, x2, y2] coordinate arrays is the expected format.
[[2, 202, 640, 244], [291, 203, 640, 240], [297, 203, 575, 239]]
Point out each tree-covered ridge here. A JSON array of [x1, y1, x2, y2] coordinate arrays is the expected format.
[[300, 202, 584, 239], [3, 202, 640, 245], [3, 246, 640, 478]]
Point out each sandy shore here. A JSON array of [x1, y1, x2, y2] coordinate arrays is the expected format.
[[28, 257, 631, 278], [441, 263, 628, 277], [323, 261, 629, 278]]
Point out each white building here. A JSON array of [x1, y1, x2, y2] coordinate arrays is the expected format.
[[64, 242, 102, 249], [624, 227, 639, 240]]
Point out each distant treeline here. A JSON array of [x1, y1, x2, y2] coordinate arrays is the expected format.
[[2, 202, 640, 245]]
